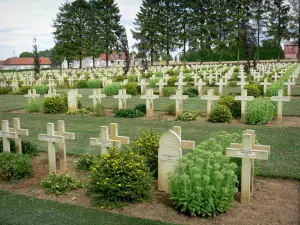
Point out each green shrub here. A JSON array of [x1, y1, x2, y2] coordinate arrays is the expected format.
[[114, 109, 144, 118], [266, 81, 286, 97], [104, 83, 121, 96], [169, 148, 237, 217], [149, 78, 160, 88], [183, 75, 193, 82], [114, 75, 125, 82], [44, 96, 67, 114], [18, 86, 31, 95], [176, 111, 200, 121], [25, 99, 41, 112], [74, 80, 88, 88], [40, 173, 85, 195], [145, 71, 153, 78], [123, 83, 138, 95], [209, 105, 232, 123], [94, 103, 106, 117], [134, 104, 146, 114], [66, 108, 88, 115], [246, 97, 275, 125], [228, 81, 237, 87], [0, 152, 33, 182], [245, 83, 263, 98], [165, 103, 176, 115], [0, 140, 38, 156], [87, 80, 101, 88], [77, 153, 100, 171], [155, 72, 163, 77], [162, 87, 176, 97], [88, 146, 153, 207], [167, 76, 178, 87], [128, 75, 137, 82], [132, 130, 160, 178], [33, 84, 48, 95], [0, 87, 11, 95], [183, 88, 198, 97], [219, 94, 241, 118]]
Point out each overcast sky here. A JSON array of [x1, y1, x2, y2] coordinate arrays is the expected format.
[[0, 0, 142, 59]]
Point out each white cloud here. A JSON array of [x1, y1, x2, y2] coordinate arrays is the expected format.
[[0, 0, 142, 59]]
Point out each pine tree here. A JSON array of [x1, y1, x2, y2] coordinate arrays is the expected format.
[[288, 0, 300, 62], [32, 38, 40, 78], [266, 0, 290, 62], [118, 26, 131, 74]]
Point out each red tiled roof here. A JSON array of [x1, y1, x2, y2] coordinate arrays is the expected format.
[[0, 60, 5, 65], [3, 57, 51, 65], [99, 54, 114, 62]]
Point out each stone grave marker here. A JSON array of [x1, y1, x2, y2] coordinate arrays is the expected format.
[[89, 89, 106, 108], [201, 89, 220, 118], [284, 78, 295, 96], [68, 89, 82, 111], [1, 120, 18, 152], [54, 120, 75, 172], [141, 89, 159, 117], [259, 78, 271, 95], [226, 132, 269, 203], [138, 79, 149, 95], [271, 89, 290, 122], [158, 130, 181, 193], [196, 79, 207, 97], [156, 79, 166, 96], [175, 78, 186, 90], [235, 89, 254, 122], [172, 126, 195, 150], [38, 123, 65, 174], [9, 118, 29, 154], [215, 78, 226, 96], [24, 89, 40, 104], [89, 126, 121, 154], [114, 89, 131, 110], [170, 89, 188, 117], [109, 123, 130, 146]]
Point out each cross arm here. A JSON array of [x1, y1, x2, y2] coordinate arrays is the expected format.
[[38, 134, 65, 143]]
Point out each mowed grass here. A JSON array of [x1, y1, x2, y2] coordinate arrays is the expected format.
[[0, 191, 173, 225]]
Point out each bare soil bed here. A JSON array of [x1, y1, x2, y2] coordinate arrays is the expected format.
[[0, 152, 299, 225]]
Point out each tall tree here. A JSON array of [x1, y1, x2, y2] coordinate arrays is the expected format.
[[132, 0, 160, 66], [289, 0, 300, 62], [19, 52, 34, 58], [118, 26, 131, 75], [266, 0, 290, 62], [32, 38, 40, 78]]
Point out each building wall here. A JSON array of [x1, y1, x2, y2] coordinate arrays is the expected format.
[[1, 65, 50, 70], [284, 45, 299, 59]]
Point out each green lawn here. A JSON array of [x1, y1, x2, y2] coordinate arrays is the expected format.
[[0, 191, 172, 225]]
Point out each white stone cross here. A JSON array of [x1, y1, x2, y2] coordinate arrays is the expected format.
[[170, 89, 189, 116], [54, 120, 75, 172], [9, 118, 29, 154], [272, 72, 280, 81], [68, 77, 74, 87], [284, 78, 295, 96], [141, 89, 159, 117], [196, 79, 207, 97], [48, 78, 56, 93], [89, 126, 121, 154], [24, 89, 40, 104], [235, 89, 254, 122], [138, 79, 149, 95], [38, 123, 65, 174], [271, 89, 290, 122], [191, 73, 199, 86], [11, 81, 19, 92], [114, 89, 131, 110], [201, 89, 220, 118], [172, 126, 195, 150], [175, 78, 186, 90], [1, 120, 18, 152], [208, 73, 215, 85], [109, 123, 130, 146], [226, 132, 269, 203], [89, 89, 106, 108], [156, 79, 166, 96], [259, 78, 272, 95], [237, 80, 249, 93], [215, 78, 226, 96], [68, 89, 82, 111]]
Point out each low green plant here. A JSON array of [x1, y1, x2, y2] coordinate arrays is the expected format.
[[66, 108, 88, 115], [132, 130, 160, 178], [0, 140, 38, 156], [134, 104, 146, 114], [208, 105, 232, 123], [149, 78, 160, 88], [266, 81, 286, 97], [128, 74, 137, 82], [94, 103, 106, 117], [17, 86, 31, 95], [165, 102, 176, 115], [88, 146, 153, 207], [33, 84, 48, 95], [123, 83, 138, 95], [169, 148, 238, 217], [246, 97, 275, 125], [167, 76, 178, 87], [25, 99, 41, 112], [40, 173, 85, 195], [183, 88, 198, 97], [114, 75, 125, 82], [77, 153, 101, 171], [74, 80, 88, 88], [162, 87, 176, 97], [87, 80, 101, 88], [245, 83, 263, 98], [104, 83, 121, 96], [176, 111, 200, 121], [228, 81, 238, 87], [44, 96, 67, 114], [0, 152, 33, 182], [114, 109, 144, 118], [0, 87, 11, 95], [218, 94, 241, 118]]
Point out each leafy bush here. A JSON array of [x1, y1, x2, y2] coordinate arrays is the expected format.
[[228, 81, 237, 87], [183, 87, 198, 97], [88, 146, 153, 207], [25, 99, 41, 112], [266, 81, 286, 97], [246, 97, 275, 125], [209, 105, 232, 123], [87, 80, 101, 88], [33, 84, 48, 95], [245, 83, 263, 98], [77, 153, 100, 171], [114, 109, 144, 118], [18, 86, 31, 95], [0, 140, 38, 157], [114, 75, 125, 82], [40, 173, 85, 195], [149, 78, 160, 88], [44, 96, 67, 114], [0, 87, 11, 95], [162, 87, 176, 97], [94, 103, 106, 117], [66, 108, 89, 115], [134, 104, 146, 114], [132, 130, 160, 177], [145, 71, 153, 78], [75, 80, 88, 88], [165, 103, 176, 115], [104, 83, 121, 96], [0, 152, 33, 182], [176, 111, 200, 121], [167, 76, 178, 87], [218, 94, 241, 118], [128, 75, 137, 82], [123, 83, 138, 95], [169, 148, 237, 217]]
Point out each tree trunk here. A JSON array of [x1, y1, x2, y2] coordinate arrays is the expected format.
[[67, 60, 70, 69], [298, 6, 300, 63], [183, 38, 186, 67], [79, 57, 82, 69], [93, 56, 95, 68], [150, 48, 154, 66], [106, 51, 108, 68], [257, 20, 260, 63], [277, 41, 281, 62]]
